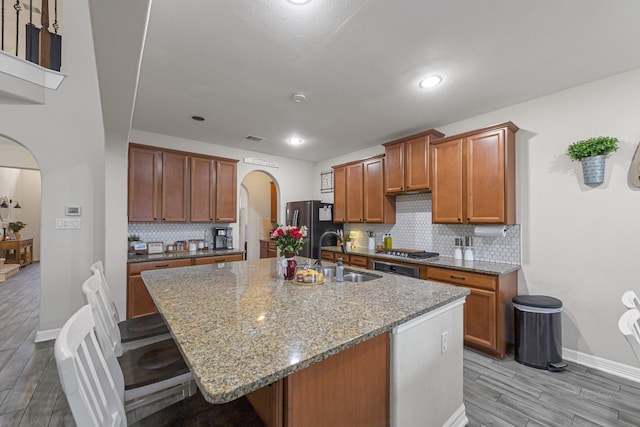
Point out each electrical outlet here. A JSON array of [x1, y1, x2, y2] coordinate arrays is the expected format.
[[441, 331, 448, 354]]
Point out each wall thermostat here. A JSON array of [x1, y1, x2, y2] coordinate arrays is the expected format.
[[66, 205, 81, 216]]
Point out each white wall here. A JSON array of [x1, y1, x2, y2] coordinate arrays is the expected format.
[[0, 0, 105, 333], [0, 137, 39, 169], [241, 171, 272, 260], [14, 169, 42, 260], [312, 68, 640, 366], [432, 68, 640, 366]]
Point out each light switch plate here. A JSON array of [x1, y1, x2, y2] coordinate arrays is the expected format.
[[56, 218, 81, 229]]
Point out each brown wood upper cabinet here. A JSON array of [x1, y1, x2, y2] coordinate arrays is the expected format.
[[333, 166, 346, 223], [128, 146, 161, 222], [215, 160, 238, 222], [431, 122, 518, 224], [128, 143, 238, 223], [162, 152, 189, 222], [333, 155, 395, 224], [383, 129, 445, 194]]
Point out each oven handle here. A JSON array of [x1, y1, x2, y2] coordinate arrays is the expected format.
[[371, 261, 419, 278]]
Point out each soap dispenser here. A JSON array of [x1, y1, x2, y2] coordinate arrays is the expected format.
[[336, 257, 344, 282]]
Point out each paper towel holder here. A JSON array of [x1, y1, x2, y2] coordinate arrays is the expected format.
[[473, 225, 507, 237]]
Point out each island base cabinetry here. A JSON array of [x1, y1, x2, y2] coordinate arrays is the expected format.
[[427, 266, 517, 359], [246, 300, 467, 427], [248, 333, 389, 427]]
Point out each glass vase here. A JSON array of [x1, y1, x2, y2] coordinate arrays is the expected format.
[[283, 252, 297, 280]]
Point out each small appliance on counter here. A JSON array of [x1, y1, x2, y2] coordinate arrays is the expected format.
[[213, 227, 233, 249]]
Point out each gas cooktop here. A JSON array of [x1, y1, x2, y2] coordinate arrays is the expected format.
[[374, 249, 440, 260]]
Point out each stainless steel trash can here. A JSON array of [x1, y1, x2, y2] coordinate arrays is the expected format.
[[513, 295, 567, 371]]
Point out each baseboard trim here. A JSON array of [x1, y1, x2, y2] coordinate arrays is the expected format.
[[563, 347, 640, 383], [35, 328, 60, 343], [443, 404, 468, 427]]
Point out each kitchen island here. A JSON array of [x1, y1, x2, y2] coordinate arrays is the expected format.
[[142, 257, 469, 427]]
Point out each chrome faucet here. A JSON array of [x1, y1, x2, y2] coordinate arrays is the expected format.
[[316, 231, 346, 268]]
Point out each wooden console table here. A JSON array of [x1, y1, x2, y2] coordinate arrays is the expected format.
[[0, 239, 33, 267]]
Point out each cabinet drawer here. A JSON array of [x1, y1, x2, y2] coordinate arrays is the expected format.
[[426, 266, 496, 291], [349, 255, 369, 268], [194, 254, 243, 265], [321, 250, 335, 261], [128, 258, 193, 276]]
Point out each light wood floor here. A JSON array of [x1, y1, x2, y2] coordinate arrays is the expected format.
[[1, 263, 639, 426]]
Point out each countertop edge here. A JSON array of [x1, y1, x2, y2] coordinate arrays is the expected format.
[[321, 246, 520, 276]]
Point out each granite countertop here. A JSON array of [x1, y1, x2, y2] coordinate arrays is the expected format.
[[141, 257, 468, 403], [127, 248, 244, 263], [322, 246, 520, 276]]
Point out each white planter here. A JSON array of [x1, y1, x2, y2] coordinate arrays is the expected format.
[[581, 155, 606, 184]]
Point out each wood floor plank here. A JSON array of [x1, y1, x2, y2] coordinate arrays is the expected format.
[[18, 356, 61, 427], [618, 407, 640, 427], [538, 391, 620, 427], [497, 393, 574, 426], [0, 409, 25, 427], [0, 342, 35, 391], [46, 408, 75, 427], [571, 415, 605, 427], [465, 401, 527, 427]]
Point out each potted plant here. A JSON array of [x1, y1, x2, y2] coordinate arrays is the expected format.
[[128, 234, 141, 252], [9, 221, 26, 240], [567, 136, 619, 184]]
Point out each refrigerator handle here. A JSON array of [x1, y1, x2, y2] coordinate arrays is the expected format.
[[293, 209, 299, 227]]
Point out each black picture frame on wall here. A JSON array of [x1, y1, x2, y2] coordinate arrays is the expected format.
[[320, 171, 333, 193]]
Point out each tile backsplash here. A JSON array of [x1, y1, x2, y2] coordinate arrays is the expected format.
[[344, 193, 521, 264], [128, 222, 232, 247]]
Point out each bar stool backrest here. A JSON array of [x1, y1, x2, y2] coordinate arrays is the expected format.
[[54, 305, 127, 427], [621, 290, 640, 311], [618, 308, 640, 365], [89, 260, 121, 324]]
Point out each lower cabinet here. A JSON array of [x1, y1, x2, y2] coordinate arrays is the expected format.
[[260, 240, 277, 259], [246, 333, 389, 427], [194, 254, 243, 265], [127, 258, 192, 319], [126, 254, 243, 318], [426, 266, 517, 359]]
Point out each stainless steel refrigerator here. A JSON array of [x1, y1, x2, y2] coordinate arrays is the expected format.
[[286, 200, 336, 259]]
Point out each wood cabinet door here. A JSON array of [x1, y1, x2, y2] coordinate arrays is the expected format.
[[127, 275, 158, 319], [363, 157, 385, 223], [260, 241, 269, 259], [432, 138, 464, 224], [405, 136, 429, 191], [190, 156, 215, 222], [161, 152, 189, 222], [466, 128, 506, 223], [333, 166, 346, 223], [194, 254, 243, 264], [346, 163, 364, 223], [128, 146, 160, 222], [215, 160, 237, 222], [384, 142, 404, 193], [463, 287, 497, 351]]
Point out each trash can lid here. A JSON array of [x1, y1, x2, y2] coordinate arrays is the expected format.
[[512, 295, 563, 309]]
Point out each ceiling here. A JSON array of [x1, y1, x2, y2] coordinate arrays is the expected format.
[[131, 0, 640, 161]]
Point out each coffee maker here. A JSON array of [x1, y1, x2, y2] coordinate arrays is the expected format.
[[214, 227, 233, 249]]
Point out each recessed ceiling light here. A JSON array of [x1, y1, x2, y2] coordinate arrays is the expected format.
[[288, 0, 311, 4], [419, 75, 443, 89], [288, 137, 304, 145], [292, 92, 307, 103], [191, 115, 205, 121]]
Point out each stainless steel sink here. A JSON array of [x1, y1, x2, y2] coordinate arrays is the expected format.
[[321, 267, 382, 282]]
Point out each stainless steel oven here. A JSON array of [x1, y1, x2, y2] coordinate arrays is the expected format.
[[371, 260, 420, 278]]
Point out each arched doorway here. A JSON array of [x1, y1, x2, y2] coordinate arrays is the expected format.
[[0, 135, 41, 269], [240, 170, 279, 260]]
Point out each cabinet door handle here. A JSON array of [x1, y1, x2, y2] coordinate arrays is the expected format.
[[450, 275, 466, 281], [467, 217, 470, 221], [457, 218, 461, 223], [155, 264, 170, 268]]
